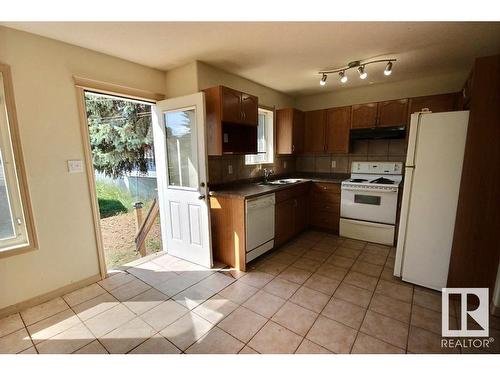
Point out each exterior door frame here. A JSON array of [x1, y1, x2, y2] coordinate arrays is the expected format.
[[74, 76, 164, 279]]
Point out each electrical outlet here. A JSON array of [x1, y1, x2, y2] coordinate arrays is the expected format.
[[67, 160, 83, 173], [228, 164, 233, 174], [331, 160, 337, 169], [283, 161, 287, 169]]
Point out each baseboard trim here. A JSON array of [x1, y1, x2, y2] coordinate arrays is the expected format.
[[0, 274, 102, 319]]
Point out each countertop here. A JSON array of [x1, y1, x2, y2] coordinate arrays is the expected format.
[[209, 173, 348, 199]]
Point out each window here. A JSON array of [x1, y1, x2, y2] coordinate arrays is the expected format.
[[164, 108, 198, 188], [245, 107, 274, 165], [0, 65, 36, 253]]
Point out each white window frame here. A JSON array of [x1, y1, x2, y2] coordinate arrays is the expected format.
[[245, 107, 274, 165], [0, 64, 37, 255]]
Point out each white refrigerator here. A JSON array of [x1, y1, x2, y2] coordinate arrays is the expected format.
[[394, 111, 469, 291]]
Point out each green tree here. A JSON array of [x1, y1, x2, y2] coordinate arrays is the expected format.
[[85, 92, 154, 178]]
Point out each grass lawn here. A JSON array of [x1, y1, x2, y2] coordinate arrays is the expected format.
[[96, 181, 161, 269], [96, 181, 135, 217]]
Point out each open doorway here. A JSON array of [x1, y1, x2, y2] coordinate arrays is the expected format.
[[82, 91, 162, 269]]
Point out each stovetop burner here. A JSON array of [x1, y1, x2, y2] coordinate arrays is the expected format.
[[350, 178, 368, 183], [370, 177, 395, 184]]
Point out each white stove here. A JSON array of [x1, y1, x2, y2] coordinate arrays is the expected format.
[[340, 162, 403, 245]]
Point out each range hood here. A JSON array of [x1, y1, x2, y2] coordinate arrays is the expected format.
[[350, 126, 406, 140]]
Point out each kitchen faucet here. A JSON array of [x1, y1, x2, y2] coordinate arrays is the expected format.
[[263, 168, 274, 183]]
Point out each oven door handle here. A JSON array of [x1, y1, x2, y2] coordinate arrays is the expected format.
[[341, 187, 397, 193]]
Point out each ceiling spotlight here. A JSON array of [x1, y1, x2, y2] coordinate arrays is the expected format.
[[320, 74, 327, 86], [358, 66, 367, 80], [384, 61, 393, 76], [339, 71, 348, 83]]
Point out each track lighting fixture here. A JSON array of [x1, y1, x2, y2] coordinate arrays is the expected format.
[[320, 73, 327, 86], [339, 71, 348, 83], [358, 66, 367, 80], [318, 58, 396, 86]]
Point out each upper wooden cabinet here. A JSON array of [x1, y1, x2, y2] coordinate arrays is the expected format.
[[409, 93, 459, 114], [351, 99, 408, 129], [325, 106, 351, 153], [220, 86, 243, 123], [304, 109, 326, 153], [219, 86, 258, 125], [377, 99, 408, 127], [204, 85, 259, 155], [351, 103, 378, 129], [240, 93, 259, 125], [276, 108, 304, 154]]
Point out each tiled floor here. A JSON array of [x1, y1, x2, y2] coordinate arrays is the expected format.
[[1, 230, 499, 354]]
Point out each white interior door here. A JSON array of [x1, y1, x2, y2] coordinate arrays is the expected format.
[[152, 92, 212, 268]]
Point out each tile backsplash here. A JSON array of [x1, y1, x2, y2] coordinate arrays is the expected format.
[[295, 139, 407, 174], [208, 154, 296, 185], [208, 139, 406, 185]]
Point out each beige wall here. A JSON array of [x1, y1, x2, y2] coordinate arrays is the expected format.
[[164, 60, 295, 109], [0, 27, 166, 310], [296, 70, 468, 111], [164, 61, 198, 98]]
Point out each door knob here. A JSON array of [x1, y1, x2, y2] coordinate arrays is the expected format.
[[198, 195, 206, 200]]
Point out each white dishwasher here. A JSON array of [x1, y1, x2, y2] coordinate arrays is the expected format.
[[245, 193, 275, 262]]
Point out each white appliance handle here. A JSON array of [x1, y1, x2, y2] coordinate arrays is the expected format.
[[394, 167, 415, 277], [406, 112, 427, 167], [341, 187, 398, 193]]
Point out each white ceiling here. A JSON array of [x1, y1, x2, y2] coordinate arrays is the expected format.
[[3, 22, 500, 96]]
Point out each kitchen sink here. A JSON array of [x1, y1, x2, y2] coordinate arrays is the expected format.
[[259, 178, 302, 186]]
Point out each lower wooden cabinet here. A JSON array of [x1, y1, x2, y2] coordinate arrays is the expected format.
[[209, 195, 246, 271], [275, 198, 295, 247], [295, 193, 309, 235], [210, 181, 340, 271], [309, 182, 341, 234], [274, 183, 310, 247]]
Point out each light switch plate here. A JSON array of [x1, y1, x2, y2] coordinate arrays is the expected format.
[[68, 160, 83, 173], [228, 164, 233, 174], [283, 161, 287, 169], [331, 160, 336, 169]]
